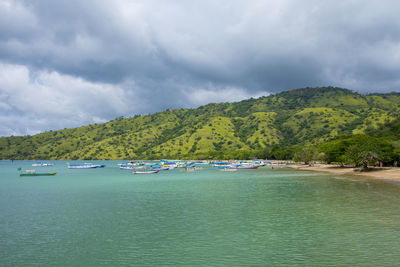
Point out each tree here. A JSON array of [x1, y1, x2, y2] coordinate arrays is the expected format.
[[293, 145, 319, 165], [345, 144, 380, 168], [320, 135, 396, 167], [343, 135, 388, 168], [319, 139, 351, 165]]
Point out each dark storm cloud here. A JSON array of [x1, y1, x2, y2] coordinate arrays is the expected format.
[[1, 0, 400, 136]]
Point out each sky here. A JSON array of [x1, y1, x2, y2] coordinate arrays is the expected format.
[[1, 0, 400, 136]]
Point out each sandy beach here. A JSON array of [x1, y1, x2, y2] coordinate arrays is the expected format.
[[286, 164, 400, 182]]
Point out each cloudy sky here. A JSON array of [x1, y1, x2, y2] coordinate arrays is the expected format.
[[1, 0, 400, 136]]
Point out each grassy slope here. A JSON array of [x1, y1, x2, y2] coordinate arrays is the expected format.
[[283, 107, 359, 144], [1, 87, 399, 159]]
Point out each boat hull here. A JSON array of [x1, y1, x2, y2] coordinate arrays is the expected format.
[[20, 173, 57, 176], [67, 164, 105, 169], [133, 171, 159, 174]]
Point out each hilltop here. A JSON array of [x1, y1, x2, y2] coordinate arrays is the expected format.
[[1, 87, 400, 160]]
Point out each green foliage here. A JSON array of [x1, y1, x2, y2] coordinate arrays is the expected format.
[[1, 87, 400, 160], [293, 145, 319, 164], [320, 135, 397, 167], [319, 138, 352, 165], [366, 117, 400, 140], [264, 145, 295, 160], [345, 144, 379, 168]]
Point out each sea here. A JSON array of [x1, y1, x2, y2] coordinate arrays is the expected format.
[[1, 160, 400, 266]]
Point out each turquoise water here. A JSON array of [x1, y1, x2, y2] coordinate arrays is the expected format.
[[1, 161, 400, 266]]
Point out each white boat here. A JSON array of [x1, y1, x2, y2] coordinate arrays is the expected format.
[[133, 170, 159, 174], [119, 166, 136, 170], [213, 162, 230, 169], [67, 163, 105, 169], [117, 161, 140, 166], [120, 165, 146, 170], [32, 162, 53, 167], [229, 165, 259, 169]]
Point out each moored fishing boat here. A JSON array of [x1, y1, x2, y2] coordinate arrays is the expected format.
[[117, 161, 144, 167], [32, 162, 54, 167], [67, 162, 105, 169], [133, 170, 159, 174], [229, 166, 259, 169], [20, 170, 56, 176], [213, 162, 230, 169], [120, 165, 146, 170]]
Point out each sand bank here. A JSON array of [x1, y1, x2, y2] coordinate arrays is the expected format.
[[286, 164, 400, 181]]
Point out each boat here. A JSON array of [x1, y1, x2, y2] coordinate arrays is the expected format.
[[133, 170, 159, 174], [119, 165, 136, 170], [120, 165, 146, 170], [229, 166, 259, 169], [213, 162, 230, 169], [32, 162, 53, 167], [161, 165, 176, 170], [20, 170, 56, 176], [67, 162, 105, 169], [118, 161, 146, 166]]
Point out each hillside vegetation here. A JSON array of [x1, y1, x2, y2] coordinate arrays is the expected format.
[[1, 87, 400, 160]]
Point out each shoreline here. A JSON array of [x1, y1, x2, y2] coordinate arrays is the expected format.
[[286, 164, 400, 182]]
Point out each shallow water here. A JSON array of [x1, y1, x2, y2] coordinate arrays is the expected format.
[[1, 161, 400, 266]]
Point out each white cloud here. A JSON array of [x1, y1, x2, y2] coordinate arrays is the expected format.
[[0, 63, 141, 136]]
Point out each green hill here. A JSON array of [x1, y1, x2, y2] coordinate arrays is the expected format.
[[1, 87, 399, 160]]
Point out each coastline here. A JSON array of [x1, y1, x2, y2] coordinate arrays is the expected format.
[[286, 164, 400, 182]]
